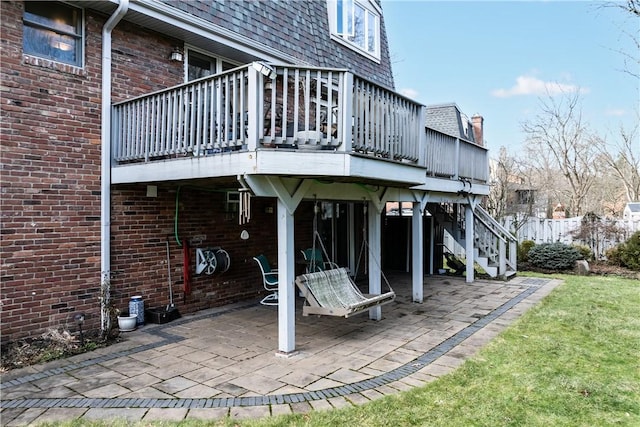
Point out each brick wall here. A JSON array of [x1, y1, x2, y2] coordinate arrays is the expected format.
[[109, 185, 315, 317], [0, 1, 327, 342], [1, 2, 105, 339], [109, 20, 183, 102]]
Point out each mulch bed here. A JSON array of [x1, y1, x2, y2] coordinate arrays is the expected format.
[[519, 261, 640, 280], [1, 329, 122, 372]]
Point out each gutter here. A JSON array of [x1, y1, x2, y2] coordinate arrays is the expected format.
[[101, 0, 129, 333]]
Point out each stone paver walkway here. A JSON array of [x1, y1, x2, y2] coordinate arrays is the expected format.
[[0, 275, 561, 425]]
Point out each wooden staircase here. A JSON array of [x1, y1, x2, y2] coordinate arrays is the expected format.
[[432, 204, 517, 279]]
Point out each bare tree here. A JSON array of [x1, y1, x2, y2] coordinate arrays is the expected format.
[[600, 0, 640, 78], [570, 212, 627, 259], [620, 0, 640, 17], [521, 91, 599, 217], [588, 165, 628, 216], [487, 146, 542, 221], [595, 1, 640, 205], [487, 146, 512, 220], [487, 147, 549, 239], [596, 118, 640, 203]]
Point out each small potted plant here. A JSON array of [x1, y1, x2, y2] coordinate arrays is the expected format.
[[116, 309, 137, 332]]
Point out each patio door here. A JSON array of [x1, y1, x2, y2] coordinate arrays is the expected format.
[[186, 48, 238, 82], [317, 202, 356, 272], [382, 203, 433, 273]]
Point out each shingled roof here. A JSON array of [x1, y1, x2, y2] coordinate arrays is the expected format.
[[626, 202, 640, 213], [159, 0, 395, 89], [425, 103, 477, 143]]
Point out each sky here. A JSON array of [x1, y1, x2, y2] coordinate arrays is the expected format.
[[382, 0, 639, 154]]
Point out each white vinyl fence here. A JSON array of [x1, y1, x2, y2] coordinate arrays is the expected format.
[[502, 216, 640, 259]]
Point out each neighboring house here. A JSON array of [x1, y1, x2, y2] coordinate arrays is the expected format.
[[623, 202, 640, 220], [487, 153, 550, 222], [552, 203, 566, 219], [1, 0, 515, 353], [507, 184, 551, 220]]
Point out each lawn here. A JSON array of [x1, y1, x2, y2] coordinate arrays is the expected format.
[[42, 274, 640, 427]]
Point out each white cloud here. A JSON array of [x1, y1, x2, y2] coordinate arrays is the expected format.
[[400, 88, 419, 99], [604, 108, 626, 116], [491, 75, 589, 98]]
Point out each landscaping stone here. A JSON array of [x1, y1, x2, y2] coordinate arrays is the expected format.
[[575, 260, 590, 275]]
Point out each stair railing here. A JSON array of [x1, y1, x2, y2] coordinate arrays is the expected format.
[[474, 205, 517, 276]]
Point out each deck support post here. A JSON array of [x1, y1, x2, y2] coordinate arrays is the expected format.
[[277, 198, 296, 353], [465, 203, 475, 283], [368, 201, 382, 320], [429, 214, 434, 275], [412, 202, 424, 303]]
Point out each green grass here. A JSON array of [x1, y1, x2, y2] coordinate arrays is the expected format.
[[39, 274, 640, 427]]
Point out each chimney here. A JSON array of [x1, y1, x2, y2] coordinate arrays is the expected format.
[[472, 114, 484, 146]]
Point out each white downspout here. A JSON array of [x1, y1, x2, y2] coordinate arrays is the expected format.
[[100, 0, 129, 335]]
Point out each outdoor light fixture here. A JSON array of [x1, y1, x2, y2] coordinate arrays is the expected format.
[[169, 46, 183, 62], [74, 313, 85, 346], [146, 185, 157, 198], [251, 61, 277, 79]]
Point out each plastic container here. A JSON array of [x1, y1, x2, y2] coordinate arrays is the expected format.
[[145, 307, 181, 324], [117, 314, 137, 332], [129, 295, 145, 326]]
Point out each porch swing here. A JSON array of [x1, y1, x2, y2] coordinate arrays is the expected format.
[[295, 202, 396, 318]]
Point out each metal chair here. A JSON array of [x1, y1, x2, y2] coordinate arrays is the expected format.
[[444, 252, 465, 276], [300, 248, 338, 273], [253, 255, 278, 305]]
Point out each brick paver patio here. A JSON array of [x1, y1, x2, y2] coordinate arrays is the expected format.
[[0, 275, 561, 425]]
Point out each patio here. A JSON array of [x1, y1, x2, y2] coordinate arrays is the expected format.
[[0, 274, 560, 425]]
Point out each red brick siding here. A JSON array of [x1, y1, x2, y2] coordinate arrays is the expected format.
[[1, 2, 105, 339], [109, 185, 315, 317], [1, 2, 319, 340], [0, 2, 228, 340], [110, 20, 183, 102]]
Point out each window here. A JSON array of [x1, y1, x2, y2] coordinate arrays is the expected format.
[[516, 190, 535, 205], [385, 202, 415, 217], [23, 2, 83, 67], [186, 48, 238, 82], [328, 0, 380, 60]]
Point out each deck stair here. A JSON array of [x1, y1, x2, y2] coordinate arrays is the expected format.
[[433, 204, 517, 279]]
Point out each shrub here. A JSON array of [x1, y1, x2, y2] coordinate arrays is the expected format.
[[572, 244, 593, 261], [527, 242, 582, 270], [518, 240, 536, 262], [619, 231, 640, 271], [605, 246, 623, 266]]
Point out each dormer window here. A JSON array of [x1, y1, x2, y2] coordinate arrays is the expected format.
[[328, 0, 381, 61], [23, 1, 83, 67]]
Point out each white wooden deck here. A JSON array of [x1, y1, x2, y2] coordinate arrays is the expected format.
[[111, 63, 488, 192]]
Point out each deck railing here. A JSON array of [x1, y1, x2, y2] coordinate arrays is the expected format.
[[112, 62, 488, 182], [474, 205, 517, 277], [113, 65, 251, 161], [351, 77, 423, 162], [424, 128, 488, 182]]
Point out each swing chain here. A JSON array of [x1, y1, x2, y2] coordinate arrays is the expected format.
[[311, 200, 334, 273], [354, 202, 392, 292]]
